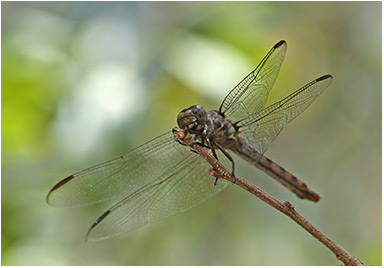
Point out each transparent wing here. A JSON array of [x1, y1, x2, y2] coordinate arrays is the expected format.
[[219, 40, 287, 123], [86, 153, 230, 241], [238, 75, 333, 157], [47, 130, 231, 240], [47, 131, 224, 207]]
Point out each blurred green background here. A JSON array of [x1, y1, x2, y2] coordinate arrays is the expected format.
[[2, 1, 381, 265]]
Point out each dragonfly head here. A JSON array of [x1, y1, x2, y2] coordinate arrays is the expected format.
[[177, 105, 207, 133]]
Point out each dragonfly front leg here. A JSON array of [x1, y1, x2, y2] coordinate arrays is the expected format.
[[192, 138, 222, 186], [200, 138, 222, 186], [182, 129, 209, 153], [201, 139, 237, 185], [210, 145, 220, 186], [188, 135, 235, 186]]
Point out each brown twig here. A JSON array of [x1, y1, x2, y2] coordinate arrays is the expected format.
[[173, 128, 364, 266]]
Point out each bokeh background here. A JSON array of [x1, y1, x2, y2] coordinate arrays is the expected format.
[[2, 1, 381, 265]]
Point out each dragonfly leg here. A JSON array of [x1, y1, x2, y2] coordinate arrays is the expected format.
[[192, 141, 211, 149], [210, 147, 220, 186], [189, 141, 211, 154], [176, 139, 186, 146], [191, 138, 231, 186], [216, 144, 236, 184], [202, 139, 222, 186]]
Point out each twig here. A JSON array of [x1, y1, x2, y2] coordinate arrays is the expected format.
[[173, 128, 364, 266]]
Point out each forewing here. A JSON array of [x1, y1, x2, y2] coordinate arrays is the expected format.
[[86, 152, 230, 241], [47, 132, 201, 207], [219, 40, 287, 123], [238, 75, 333, 157]]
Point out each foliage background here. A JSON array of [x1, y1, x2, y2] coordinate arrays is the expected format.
[[2, 1, 381, 265]]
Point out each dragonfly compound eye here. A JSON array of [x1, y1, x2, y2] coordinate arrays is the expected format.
[[191, 105, 207, 124], [177, 105, 207, 131]]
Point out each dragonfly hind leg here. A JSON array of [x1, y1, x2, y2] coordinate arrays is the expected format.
[[215, 143, 236, 184]]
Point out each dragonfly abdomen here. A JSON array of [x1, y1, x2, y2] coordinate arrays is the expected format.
[[234, 141, 320, 202]]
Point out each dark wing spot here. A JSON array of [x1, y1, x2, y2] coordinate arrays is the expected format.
[[86, 210, 111, 240], [49, 175, 74, 192]]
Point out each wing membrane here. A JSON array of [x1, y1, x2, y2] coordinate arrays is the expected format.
[[47, 130, 231, 240], [219, 40, 287, 123], [86, 154, 230, 241], [238, 75, 333, 156], [47, 132, 204, 207]]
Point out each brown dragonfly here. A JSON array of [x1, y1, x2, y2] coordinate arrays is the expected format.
[[47, 40, 332, 241]]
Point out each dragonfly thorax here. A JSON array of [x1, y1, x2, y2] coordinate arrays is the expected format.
[[177, 105, 208, 133], [206, 110, 240, 149]]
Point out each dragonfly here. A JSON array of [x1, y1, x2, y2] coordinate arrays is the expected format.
[[47, 40, 333, 241]]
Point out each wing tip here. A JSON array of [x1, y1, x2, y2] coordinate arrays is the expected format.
[[317, 74, 333, 82], [274, 40, 287, 49], [46, 175, 75, 205], [85, 209, 112, 241]]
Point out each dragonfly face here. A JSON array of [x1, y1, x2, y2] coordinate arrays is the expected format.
[[177, 104, 208, 133], [47, 40, 332, 241]]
